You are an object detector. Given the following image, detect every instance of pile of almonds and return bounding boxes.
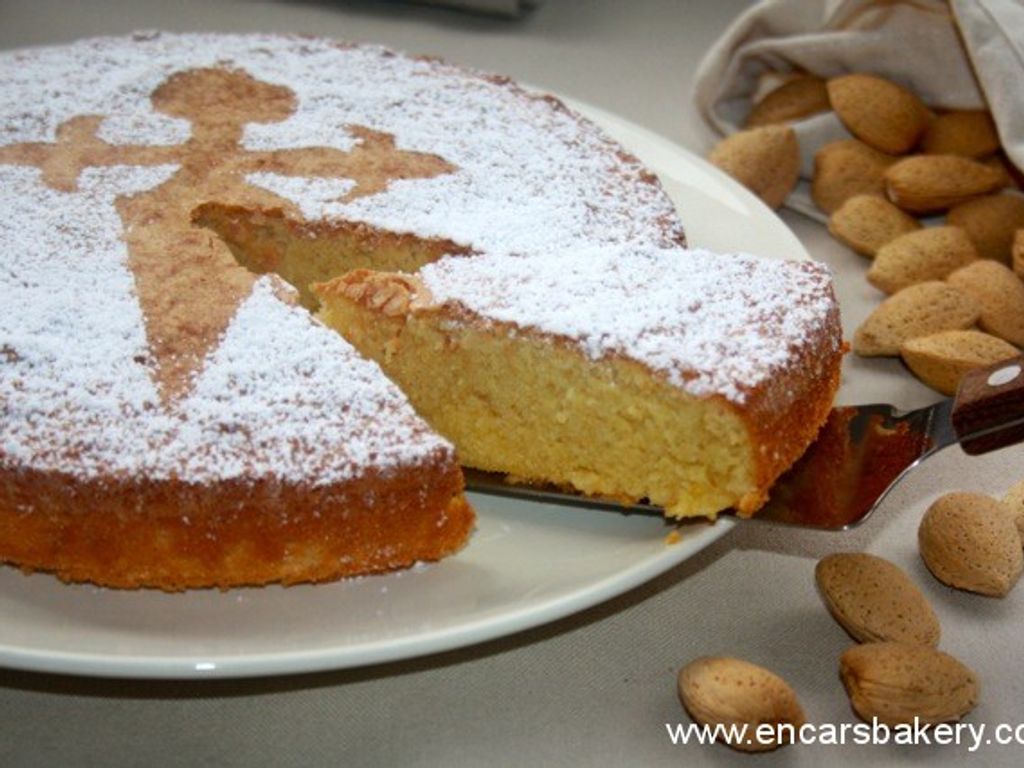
[675,479,1024,752]
[708,72,1024,395]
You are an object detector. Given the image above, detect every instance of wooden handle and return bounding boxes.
[952,355,1024,455]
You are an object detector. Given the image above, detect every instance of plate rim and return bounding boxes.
[0,516,733,679]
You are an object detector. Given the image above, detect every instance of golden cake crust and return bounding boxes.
[0,460,472,591]
[726,324,845,515]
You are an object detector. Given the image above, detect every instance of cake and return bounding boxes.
[0,32,842,590]
[316,249,841,518]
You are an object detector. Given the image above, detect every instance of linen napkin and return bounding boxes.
[693,0,1024,222]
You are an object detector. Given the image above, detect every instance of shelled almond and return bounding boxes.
[947,260,1024,346]
[815,553,940,646]
[812,139,897,214]
[744,74,829,128]
[827,74,929,155]
[921,111,1001,159]
[677,656,804,752]
[867,226,978,294]
[900,330,1018,396]
[840,643,979,726]
[919,492,1023,597]
[853,281,979,357]
[828,194,920,257]
[708,125,799,209]
[1002,479,1024,541]
[947,194,1024,263]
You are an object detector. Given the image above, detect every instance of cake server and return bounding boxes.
[465,356,1024,531]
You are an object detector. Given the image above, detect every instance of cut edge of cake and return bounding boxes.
[313,257,844,519]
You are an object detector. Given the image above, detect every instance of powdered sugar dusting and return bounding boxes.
[421,247,840,403]
[177,278,452,484]
[245,172,356,220]
[1,163,178,477]
[0,33,682,253]
[0,157,450,483]
[0,155,451,481]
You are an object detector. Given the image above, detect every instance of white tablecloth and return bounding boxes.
[3,1,1021,765]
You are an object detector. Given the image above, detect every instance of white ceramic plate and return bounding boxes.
[0,98,809,679]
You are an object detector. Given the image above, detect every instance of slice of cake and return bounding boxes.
[315,247,843,518]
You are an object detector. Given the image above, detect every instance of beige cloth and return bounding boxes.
[694,0,1024,221]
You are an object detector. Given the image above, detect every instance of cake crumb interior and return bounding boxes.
[322,291,756,518]
[193,203,464,310]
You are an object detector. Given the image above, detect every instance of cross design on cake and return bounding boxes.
[0,67,456,402]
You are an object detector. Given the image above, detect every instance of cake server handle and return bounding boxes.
[950,356,1024,455]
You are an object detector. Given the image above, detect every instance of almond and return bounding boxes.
[811,140,898,214]
[745,74,830,127]
[708,126,799,209]
[827,74,929,154]
[885,155,1006,214]
[984,155,1016,189]
[1002,479,1024,542]
[946,194,1024,263]
[947,260,1024,345]
[815,553,940,646]
[828,194,922,257]
[840,642,979,726]
[677,657,805,752]
[853,281,980,357]
[1014,229,1024,280]
[921,110,1001,158]
[919,491,1023,597]
[868,226,978,294]
[988,153,1024,190]
[900,330,1019,395]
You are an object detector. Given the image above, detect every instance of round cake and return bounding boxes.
[0,32,842,590]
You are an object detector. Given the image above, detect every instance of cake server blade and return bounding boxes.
[465,357,1024,531]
